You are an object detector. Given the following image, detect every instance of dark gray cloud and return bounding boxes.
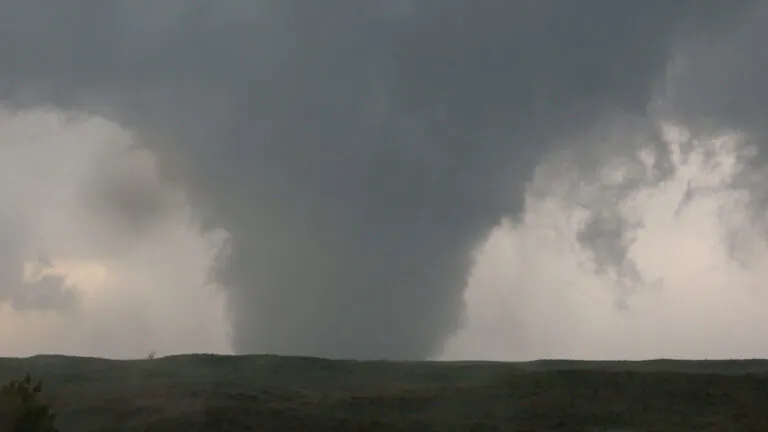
[663,1,768,135]
[76,146,181,255]
[9,274,79,312]
[0,1,759,359]
[0,228,80,312]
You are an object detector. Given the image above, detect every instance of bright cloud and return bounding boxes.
[443,122,768,361]
[0,107,231,359]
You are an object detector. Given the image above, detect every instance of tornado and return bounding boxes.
[0,1,757,359]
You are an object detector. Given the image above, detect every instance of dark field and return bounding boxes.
[2,355,768,431]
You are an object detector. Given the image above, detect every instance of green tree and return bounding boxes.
[0,374,59,432]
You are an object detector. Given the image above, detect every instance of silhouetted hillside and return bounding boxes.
[2,355,768,431]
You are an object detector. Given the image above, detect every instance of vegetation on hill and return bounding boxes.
[0,373,59,432]
[2,355,768,431]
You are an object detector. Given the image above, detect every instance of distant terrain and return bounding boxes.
[2,355,768,431]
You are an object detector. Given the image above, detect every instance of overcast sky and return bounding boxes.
[2,1,768,360]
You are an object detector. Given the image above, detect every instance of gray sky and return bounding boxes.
[1,1,768,360]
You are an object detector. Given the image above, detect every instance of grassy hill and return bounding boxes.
[2,355,768,431]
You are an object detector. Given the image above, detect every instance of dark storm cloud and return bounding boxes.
[0,1,758,359]
[664,1,768,135]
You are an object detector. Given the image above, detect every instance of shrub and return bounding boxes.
[0,374,59,432]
